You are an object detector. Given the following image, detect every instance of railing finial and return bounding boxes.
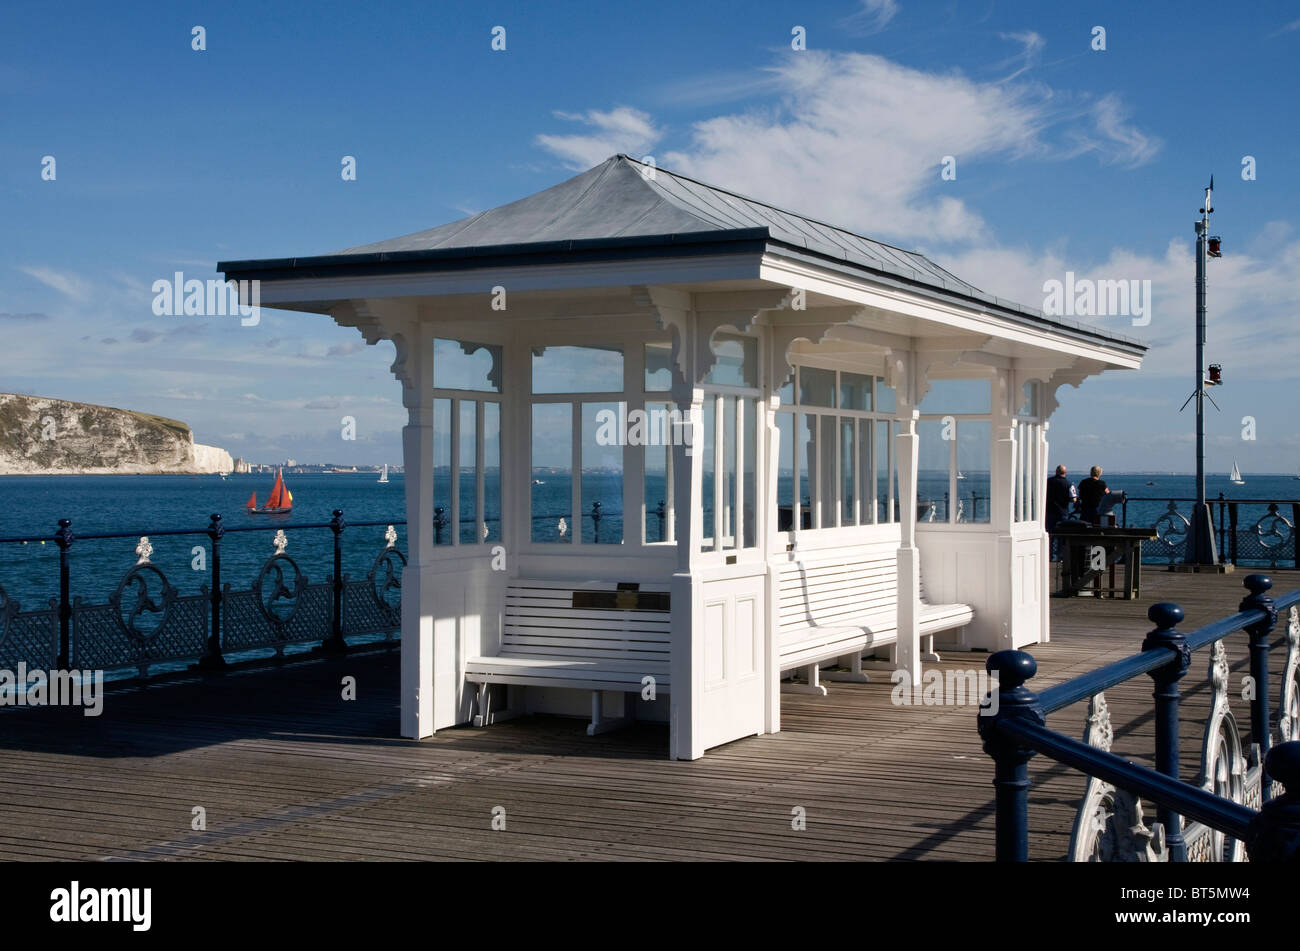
[979,650,1046,862]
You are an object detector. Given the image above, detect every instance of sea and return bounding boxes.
[1,470,1297,611]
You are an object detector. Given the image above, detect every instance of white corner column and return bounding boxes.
[669,383,705,760]
[989,371,1018,653]
[399,322,436,739]
[894,406,922,687]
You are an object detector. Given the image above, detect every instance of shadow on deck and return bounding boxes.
[1,569,1293,861]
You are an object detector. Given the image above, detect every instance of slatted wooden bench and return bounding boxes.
[465,579,671,735]
[776,552,972,695]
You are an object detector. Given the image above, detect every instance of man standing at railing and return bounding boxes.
[1046,465,1076,561]
[1046,465,1076,531]
[1079,466,1110,526]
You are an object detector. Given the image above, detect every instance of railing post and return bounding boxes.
[54,519,73,669]
[1245,741,1300,861]
[1292,504,1300,570]
[1142,602,1192,861]
[591,500,601,544]
[1229,502,1239,566]
[978,650,1046,862]
[1239,574,1277,796]
[433,506,446,546]
[324,509,347,653]
[199,513,226,669]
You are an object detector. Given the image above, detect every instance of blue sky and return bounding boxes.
[3,0,1298,472]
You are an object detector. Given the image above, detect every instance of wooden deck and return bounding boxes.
[1,569,1294,861]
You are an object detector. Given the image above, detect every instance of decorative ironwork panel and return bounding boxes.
[1232,504,1295,567]
[70,563,208,676]
[1280,607,1299,743]
[1149,502,1189,565]
[0,585,58,670]
[340,538,405,639]
[221,551,333,653]
[1068,692,1167,862]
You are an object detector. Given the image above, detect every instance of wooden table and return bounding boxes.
[1052,526,1157,599]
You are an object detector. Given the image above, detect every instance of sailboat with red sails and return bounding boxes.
[247,468,294,515]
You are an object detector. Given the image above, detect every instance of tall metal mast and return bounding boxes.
[1186,177,1218,566]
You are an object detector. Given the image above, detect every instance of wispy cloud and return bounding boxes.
[18,265,92,302]
[0,311,50,322]
[841,0,900,35]
[535,107,661,170]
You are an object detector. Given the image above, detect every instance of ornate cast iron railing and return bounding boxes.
[0,511,405,680]
[1119,495,1299,568]
[979,574,1300,861]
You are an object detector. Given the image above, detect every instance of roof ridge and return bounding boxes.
[615,153,946,264]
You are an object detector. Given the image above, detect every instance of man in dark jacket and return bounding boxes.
[1078,466,1109,525]
[1045,465,1075,532]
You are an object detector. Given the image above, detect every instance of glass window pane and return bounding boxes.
[721,396,736,547]
[644,402,672,543]
[582,402,623,544]
[918,378,991,415]
[819,414,837,527]
[704,334,756,388]
[777,372,794,406]
[798,414,816,530]
[1018,381,1040,417]
[875,378,897,414]
[700,395,716,550]
[645,342,673,392]
[433,339,501,393]
[859,419,875,524]
[458,402,478,543]
[875,420,893,523]
[433,398,452,545]
[956,420,990,524]
[840,372,873,411]
[841,418,856,524]
[799,366,836,408]
[743,398,757,548]
[532,403,573,543]
[775,413,794,532]
[483,402,501,543]
[532,345,623,394]
[917,418,950,522]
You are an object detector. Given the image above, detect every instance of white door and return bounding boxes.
[698,575,766,751]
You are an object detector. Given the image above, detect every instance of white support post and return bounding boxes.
[670,382,705,760]
[400,322,436,739]
[895,405,922,687]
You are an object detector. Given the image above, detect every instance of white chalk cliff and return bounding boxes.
[0,394,233,475]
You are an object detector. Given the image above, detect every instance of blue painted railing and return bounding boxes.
[979,574,1300,861]
[0,512,406,681]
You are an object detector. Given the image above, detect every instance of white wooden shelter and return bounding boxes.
[221,156,1144,759]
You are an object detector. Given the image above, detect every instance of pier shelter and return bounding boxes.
[221,156,1144,759]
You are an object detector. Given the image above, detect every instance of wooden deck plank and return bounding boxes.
[0,568,1293,861]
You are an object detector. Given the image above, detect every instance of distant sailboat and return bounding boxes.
[1229,461,1245,485]
[247,468,293,514]
[378,464,389,483]
[956,470,966,480]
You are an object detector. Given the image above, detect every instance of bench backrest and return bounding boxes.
[503,579,672,662]
[776,552,898,635]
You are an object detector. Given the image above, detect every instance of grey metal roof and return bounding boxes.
[218,155,1145,352]
[335,155,982,294]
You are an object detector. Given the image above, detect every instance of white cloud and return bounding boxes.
[538,52,1161,244]
[534,107,661,170]
[18,265,92,302]
[842,0,900,35]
